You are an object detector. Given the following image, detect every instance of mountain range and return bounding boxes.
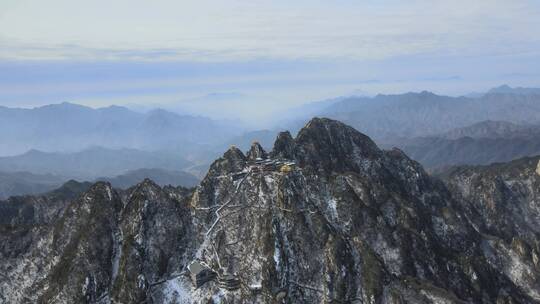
[96,168,199,189]
[318,87,540,140]
[0,171,67,200]
[0,102,239,157]
[1,118,540,303]
[0,147,193,180]
[486,84,540,96]
[0,168,200,200]
[393,120,540,171]
[2,85,540,199]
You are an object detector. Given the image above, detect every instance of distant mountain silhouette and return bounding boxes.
[0,147,192,179]
[96,168,199,189]
[487,84,540,95]
[392,120,540,170]
[0,171,66,199]
[319,88,540,140]
[0,167,199,199]
[440,120,531,139]
[0,103,239,156]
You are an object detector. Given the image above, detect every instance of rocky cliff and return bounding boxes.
[441,156,540,302]
[1,118,539,303]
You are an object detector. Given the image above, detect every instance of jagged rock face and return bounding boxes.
[1,117,540,303]
[246,142,268,160]
[0,182,121,303]
[0,180,194,304]
[189,118,536,303]
[40,182,122,303]
[270,131,295,160]
[207,146,247,177]
[442,157,540,301]
[110,181,195,303]
[0,182,86,260]
[291,117,382,174]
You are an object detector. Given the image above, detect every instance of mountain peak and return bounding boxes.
[495,84,512,90]
[294,117,382,173]
[487,84,513,94]
[83,181,117,204]
[419,90,435,96]
[487,84,540,95]
[207,145,247,176]
[23,149,45,156]
[39,102,92,111]
[224,145,246,160]
[267,117,383,175]
[270,131,295,159]
[138,177,161,188]
[127,178,165,201]
[246,141,267,160]
[296,117,375,145]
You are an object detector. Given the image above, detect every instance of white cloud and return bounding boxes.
[0,0,539,61]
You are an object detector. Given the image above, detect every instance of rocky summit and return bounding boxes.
[1,117,540,303]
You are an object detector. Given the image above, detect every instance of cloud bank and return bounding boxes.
[1,0,539,61]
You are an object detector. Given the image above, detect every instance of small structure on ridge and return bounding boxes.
[188,260,217,288]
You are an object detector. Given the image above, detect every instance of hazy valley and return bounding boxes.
[3,85,540,197]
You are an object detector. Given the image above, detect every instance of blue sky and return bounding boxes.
[1,0,539,124]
